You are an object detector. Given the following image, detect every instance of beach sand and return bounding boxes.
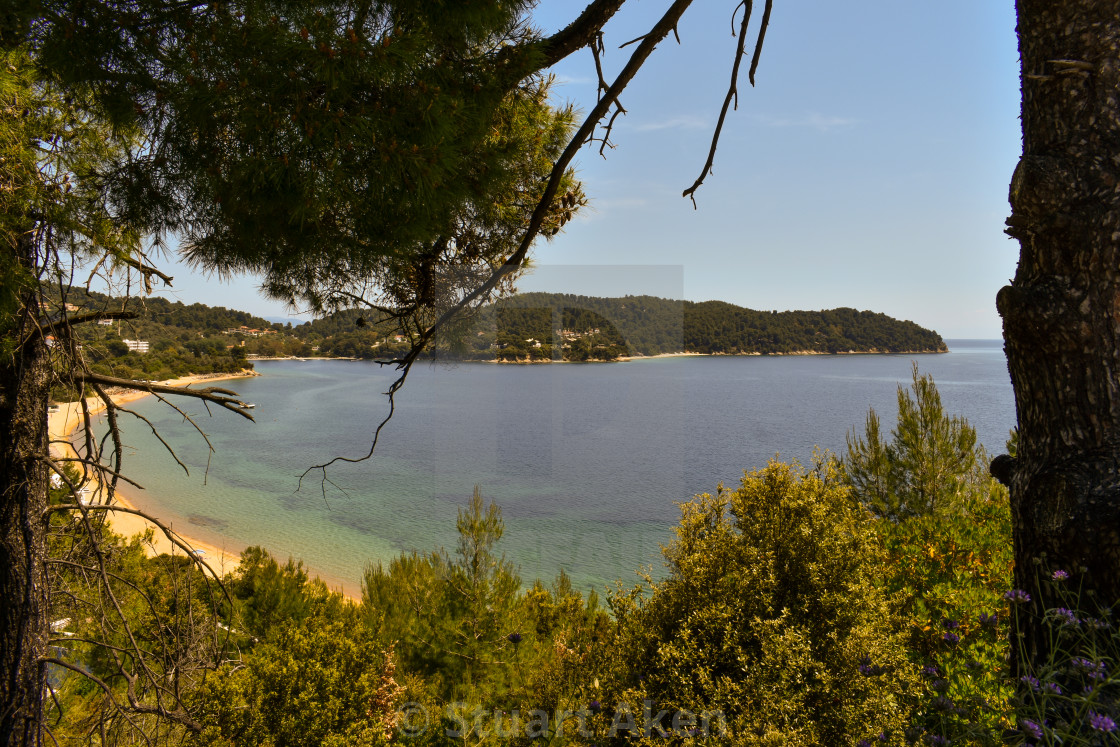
[47,371,258,577]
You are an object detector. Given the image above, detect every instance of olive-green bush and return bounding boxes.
[603,458,920,746]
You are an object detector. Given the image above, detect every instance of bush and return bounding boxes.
[603,458,920,746]
[877,488,1014,745]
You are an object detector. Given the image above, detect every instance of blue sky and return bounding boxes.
[152,0,1021,338]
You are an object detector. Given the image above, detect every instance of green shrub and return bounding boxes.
[877,489,1014,745]
[842,368,1016,743]
[603,458,920,746]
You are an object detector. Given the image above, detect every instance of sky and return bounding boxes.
[146,0,1022,339]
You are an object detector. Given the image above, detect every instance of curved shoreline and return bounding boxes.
[47,371,259,576]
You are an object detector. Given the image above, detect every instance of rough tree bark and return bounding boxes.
[0,235,50,746]
[998,0,1120,663]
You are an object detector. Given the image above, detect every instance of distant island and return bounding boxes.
[56,289,945,382]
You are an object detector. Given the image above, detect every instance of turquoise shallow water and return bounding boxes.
[113,341,1013,595]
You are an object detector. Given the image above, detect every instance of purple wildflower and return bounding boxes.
[1052,569,1069,581]
[507,632,522,644]
[1020,675,1040,691]
[931,696,955,713]
[905,726,926,743]
[1041,681,1062,695]
[1071,657,1107,680]
[588,700,601,713]
[857,655,885,676]
[978,612,999,629]
[943,619,960,630]
[1020,719,1043,741]
[921,665,941,678]
[1085,617,1113,631]
[926,736,950,747]
[1005,589,1031,604]
[943,631,960,645]
[1051,608,1079,626]
[1089,712,1117,733]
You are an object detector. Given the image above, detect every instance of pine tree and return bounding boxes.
[845,365,985,521]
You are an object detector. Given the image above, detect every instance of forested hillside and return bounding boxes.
[466,293,946,360]
[683,300,946,355]
[54,288,272,384]
[59,289,945,373]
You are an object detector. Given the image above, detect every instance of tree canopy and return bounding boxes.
[11,1,589,328]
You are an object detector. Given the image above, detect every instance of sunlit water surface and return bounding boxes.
[115,340,1013,594]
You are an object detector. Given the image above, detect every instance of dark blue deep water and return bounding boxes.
[116,340,1013,594]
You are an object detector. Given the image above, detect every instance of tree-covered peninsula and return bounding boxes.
[60,289,946,375]
[285,292,947,361]
[465,293,948,360]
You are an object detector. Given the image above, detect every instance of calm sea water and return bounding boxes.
[115,340,1014,594]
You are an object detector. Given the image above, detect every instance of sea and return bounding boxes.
[114,340,1014,596]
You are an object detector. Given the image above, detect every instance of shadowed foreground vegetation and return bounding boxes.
[44,373,1118,745]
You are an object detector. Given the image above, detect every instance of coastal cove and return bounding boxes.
[47,371,260,570]
[110,340,1013,595]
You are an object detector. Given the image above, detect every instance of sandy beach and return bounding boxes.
[47,371,258,577]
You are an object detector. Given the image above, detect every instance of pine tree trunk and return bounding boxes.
[999,0,1120,664]
[0,235,50,747]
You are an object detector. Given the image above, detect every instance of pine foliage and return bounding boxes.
[845,364,987,520]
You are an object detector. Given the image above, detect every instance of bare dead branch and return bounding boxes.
[41,453,145,491]
[299,359,406,481]
[682,0,772,207]
[30,310,138,341]
[89,381,124,495]
[748,0,773,84]
[72,372,256,420]
[599,102,628,157]
[116,254,174,289]
[299,1,698,484]
[41,658,202,734]
[43,503,232,588]
[416,0,698,353]
[619,33,647,49]
[112,404,193,476]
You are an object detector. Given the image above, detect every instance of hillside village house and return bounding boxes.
[122,339,149,353]
[224,325,277,337]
